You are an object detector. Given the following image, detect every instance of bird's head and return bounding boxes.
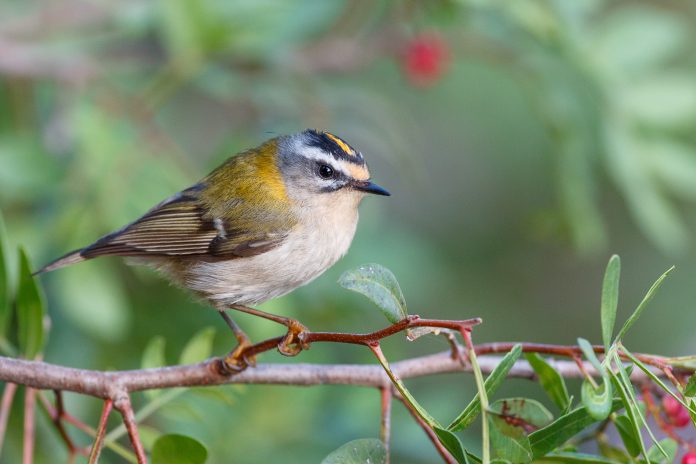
[273,130,390,208]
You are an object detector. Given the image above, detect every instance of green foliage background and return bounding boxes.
[2,1,696,462]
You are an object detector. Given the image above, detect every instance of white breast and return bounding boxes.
[180,198,360,306]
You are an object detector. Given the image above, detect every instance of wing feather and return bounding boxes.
[79,186,290,260]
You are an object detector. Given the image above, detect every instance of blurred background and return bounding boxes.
[2,0,696,462]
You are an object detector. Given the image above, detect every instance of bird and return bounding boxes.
[36,129,390,370]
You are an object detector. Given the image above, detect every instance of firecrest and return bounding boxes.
[37,130,390,369]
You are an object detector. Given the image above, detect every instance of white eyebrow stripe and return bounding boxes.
[301,147,352,177]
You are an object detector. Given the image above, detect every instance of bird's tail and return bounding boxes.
[33,249,85,275]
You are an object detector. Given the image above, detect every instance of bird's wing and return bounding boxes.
[79,186,291,260]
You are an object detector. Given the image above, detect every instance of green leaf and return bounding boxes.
[613,355,665,458]
[448,344,522,431]
[614,266,673,342]
[488,398,554,428]
[534,452,620,463]
[645,139,696,201]
[321,438,386,464]
[609,370,650,461]
[179,327,215,365]
[151,434,207,464]
[142,336,167,369]
[488,414,533,464]
[600,255,620,352]
[619,73,696,128]
[620,346,696,416]
[530,401,623,458]
[53,263,130,342]
[0,211,8,338]
[592,7,688,74]
[488,398,553,464]
[338,264,408,324]
[604,124,687,253]
[646,438,677,464]
[598,439,631,462]
[614,415,640,457]
[525,353,571,411]
[577,338,605,375]
[142,336,167,399]
[685,374,696,397]
[16,248,45,359]
[581,377,613,421]
[434,427,469,464]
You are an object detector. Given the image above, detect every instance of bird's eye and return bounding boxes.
[318,164,334,179]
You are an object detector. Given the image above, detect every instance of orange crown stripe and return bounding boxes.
[325,133,356,157]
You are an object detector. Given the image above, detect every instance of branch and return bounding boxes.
[0,347,669,398]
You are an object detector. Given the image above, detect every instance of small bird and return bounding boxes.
[37,130,389,369]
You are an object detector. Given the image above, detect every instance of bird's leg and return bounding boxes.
[229,304,310,357]
[218,310,256,371]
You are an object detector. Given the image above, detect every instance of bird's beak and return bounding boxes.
[352,180,391,196]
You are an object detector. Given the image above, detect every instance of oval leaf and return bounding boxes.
[525,353,571,411]
[647,438,677,464]
[179,327,215,365]
[142,336,166,399]
[321,438,386,464]
[614,415,640,457]
[448,345,523,431]
[434,427,470,464]
[16,248,45,359]
[151,434,207,464]
[487,398,553,463]
[142,336,167,369]
[614,265,673,342]
[488,398,554,429]
[338,264,407,324]
[529,400,624,458]
[577,338,605,375]
[600,255,620,352]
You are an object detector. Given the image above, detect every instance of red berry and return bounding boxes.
[672,406,692,427]
[682,452,696,464]
[402,33,450,88]
[663,395,683,417]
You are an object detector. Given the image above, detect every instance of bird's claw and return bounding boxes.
[221,334,256,373]
[277,320,310,357]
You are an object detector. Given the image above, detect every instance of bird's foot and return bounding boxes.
[277,319,310,357]
[221,333,256,373]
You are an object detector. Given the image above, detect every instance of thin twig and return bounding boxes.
[49,390,80,456]
[46,400,136,463]
[0,382,18,454]
[379,386,392,464]
[23,387,36,464]
[115,395,147,464]
[463,329,489,464]
[395,393,456,464]
[88,399,113,464]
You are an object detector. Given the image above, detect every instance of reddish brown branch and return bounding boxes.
[88,399,113,464]
[239,316,481,361]
[380,386,392,464]
[115,396,147,464]
[395,393,456,464]
[23,387,36,464]
[41,390,86,458]
[0,383,18,454]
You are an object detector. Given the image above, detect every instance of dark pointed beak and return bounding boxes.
[352,180,391,196]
